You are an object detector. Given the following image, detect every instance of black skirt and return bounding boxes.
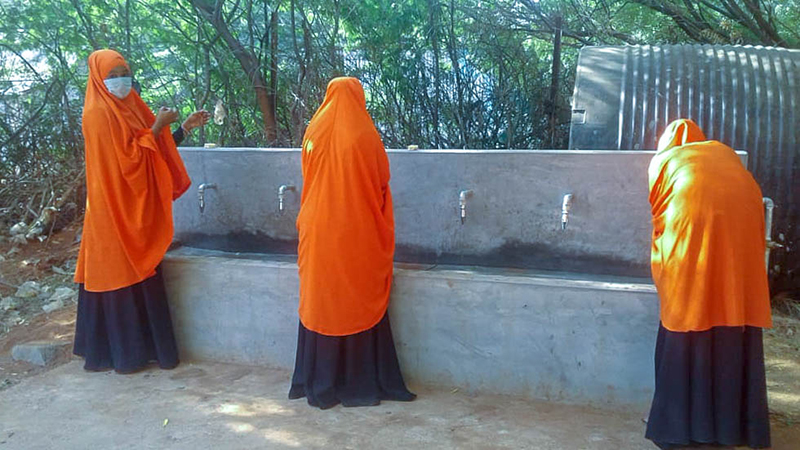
[289,312,416,409]
[73,267,179,374]
[645,323,771,449]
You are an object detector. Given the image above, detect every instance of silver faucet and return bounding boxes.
[561,194,574,230]
[763,197,784,269]
[278,184,297,213]
[197,183,217,213]
[458,190,474,225]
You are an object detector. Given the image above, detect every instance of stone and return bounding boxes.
[3,310,22,327]
[51,266,68,275]
[48,287,76,303]
[15,281,41,298]
[9,222,27,236]
[0,297,18,311]
[9,235,27,245]
[42,299,65,314]
[11,341,69,366]
[25,223,44,240]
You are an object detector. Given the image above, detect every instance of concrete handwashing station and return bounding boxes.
[162,148,714,406]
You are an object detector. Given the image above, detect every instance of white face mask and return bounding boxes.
[104,76,132,99]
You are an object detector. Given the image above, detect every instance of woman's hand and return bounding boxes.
[181,110,211,133]
[152,107,179,135]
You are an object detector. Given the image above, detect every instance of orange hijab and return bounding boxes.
[648,119,772,332]
[74,49,191,292]
[296,77,394,336]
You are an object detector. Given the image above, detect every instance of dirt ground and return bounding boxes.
[0,360,653,450]
[0,355,798,449]
[1,226,799,448]
[764,315,800,424]
[0,222,80,336]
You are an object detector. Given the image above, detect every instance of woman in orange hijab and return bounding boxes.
[72,49,192,373]
[288,77,415,409]
[645,119,772,449]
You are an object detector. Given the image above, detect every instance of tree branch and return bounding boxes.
[69,0,101,49]
[0,81,59,150]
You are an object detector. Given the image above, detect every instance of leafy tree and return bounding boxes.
[1,0,797,224]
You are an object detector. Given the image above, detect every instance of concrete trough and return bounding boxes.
[162,148,744,406]
[164,248,658,406]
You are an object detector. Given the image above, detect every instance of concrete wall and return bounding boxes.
[163,248,659,406]
[174,148,676,276]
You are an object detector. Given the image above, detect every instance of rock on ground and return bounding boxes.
[9,235,27,245]
[42,299,65,314]
[48,287,76,303]
[11,341,70,366]
[1,297,18,311]
[14,281,41,299]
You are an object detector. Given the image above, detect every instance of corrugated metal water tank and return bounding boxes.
[569,44,799,291]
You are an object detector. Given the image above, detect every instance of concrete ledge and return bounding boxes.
[163,249,659,407]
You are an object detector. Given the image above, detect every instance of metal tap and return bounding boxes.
[197,183,217,213]
[459,190,474,225]
[763,197,784,269]
[561,194,574,230]
[278,184,297,213]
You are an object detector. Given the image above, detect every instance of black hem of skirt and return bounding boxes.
[73,266,180,374]
[645,322,771,449]
[289,312,416,409]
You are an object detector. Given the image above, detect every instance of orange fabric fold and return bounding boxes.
[296,77,394,336]
[648,119,772,332]
[74,49,191,292]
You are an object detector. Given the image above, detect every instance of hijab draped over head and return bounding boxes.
[74,49,191,292]
[648,119,771,332]
[655,118,708,153]
[296,77,394,336]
